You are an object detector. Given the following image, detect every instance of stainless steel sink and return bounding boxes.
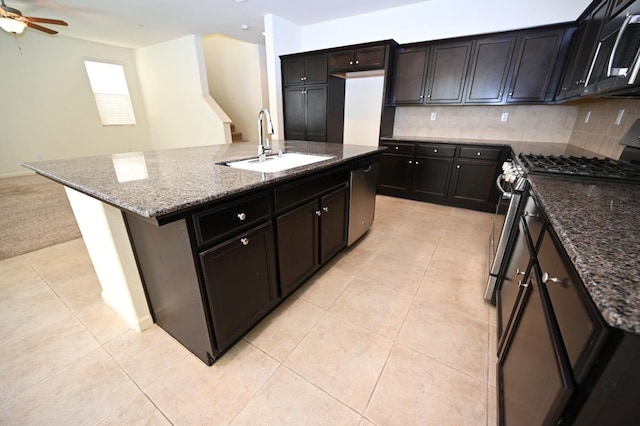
[222,152,334,173]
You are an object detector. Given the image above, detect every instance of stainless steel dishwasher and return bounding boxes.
[348,155,379,246]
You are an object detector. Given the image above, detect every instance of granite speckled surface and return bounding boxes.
[23,141,383,221]
[529,175,640,334]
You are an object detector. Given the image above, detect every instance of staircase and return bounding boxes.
[230,124,245,142]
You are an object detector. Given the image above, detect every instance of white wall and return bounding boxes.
[135,35,231,150]
[300,0,593,50]
[202,35,269,142]
[343,75,385,146]
[0,33,152,177]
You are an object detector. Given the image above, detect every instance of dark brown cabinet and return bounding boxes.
[557,0,608,100]
[328,45,387,72]
[498,265,575,426]
[282,53,327,86]
[283,86,327,142]
[427,40,472,103]
[450,147,502,205]
[199,222,278,352]
[378,141,507,212]
[276,168,349,296]
[506,28,567,103]
[392,48,430,104]
[465,35,517,104]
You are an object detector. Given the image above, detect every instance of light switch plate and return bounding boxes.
[615,109,625,125]
[501,113,509,122]
[430,112,437,121]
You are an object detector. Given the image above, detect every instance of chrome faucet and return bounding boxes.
[257,108,274,161]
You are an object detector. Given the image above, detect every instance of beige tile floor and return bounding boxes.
[0,195,499,425]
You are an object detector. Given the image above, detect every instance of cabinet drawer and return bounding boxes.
[275,167,349,212]
[459,146,501,160]
[416,143,456,157]
[382,142,415,156]
[194,191,272,246]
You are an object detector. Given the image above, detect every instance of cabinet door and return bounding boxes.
[319,186,348,264]
[277,199,320,296]
[507,29,564,103]
[537,230,607,383]
[305,86,327,142]
[282,57,306,86]
[426,41,472,103]
[200,222,278,353]
[497,218,532,354]
[304,54,328,84]
[449,159,499,205]
[465,35,517,103]
[498,270,574,426]
[355,46,387,70]
[411,156,454,199]
[378,153,413,192]
[283,87,306,140]
[392,48,429,104]
[328,50,355,73]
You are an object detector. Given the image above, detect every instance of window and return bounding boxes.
[84,60,136,126]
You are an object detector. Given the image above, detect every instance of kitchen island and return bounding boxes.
[23,140,383,364]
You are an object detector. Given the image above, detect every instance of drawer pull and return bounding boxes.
[477,152,482,156]
[395,146,399,150]
[518,280,529,288]
[240,237,249,246]
[434,149,438,153]
[322,206,329,213]
[542,272,565,285]
[237,212,247,221]
[516,268,526,276]
[315,210,322,216]
[523,211,538,218]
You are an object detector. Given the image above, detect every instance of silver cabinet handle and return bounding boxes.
[456,165,460,169]
[427,94,431,98]
[237,212,247,221]
[395,146,399,150]
[477,152,482,156]
[322,206,329,213]
[516,268,526,276]
[509,92,513,96]
[315,210,322,216]
[518,281,529,288]
[415,161,419,165]
[523,210,538,218]
[240,237,249,246]
[409,160,413,164]
[355,60,359,64]
[496,175,512,200]
[542,272,565,285]
[349,61,354,65]
[434,149,438,153]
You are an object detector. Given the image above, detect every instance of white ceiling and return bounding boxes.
[5,0,433,48]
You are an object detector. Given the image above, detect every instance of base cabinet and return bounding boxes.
[200,222,278,353]
[378,141,508,212]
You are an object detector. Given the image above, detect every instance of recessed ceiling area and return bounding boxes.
[4,0,433,48]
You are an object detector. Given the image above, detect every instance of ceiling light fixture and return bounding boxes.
[0,16,25,33]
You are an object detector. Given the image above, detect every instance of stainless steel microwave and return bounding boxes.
[585,1,640,95]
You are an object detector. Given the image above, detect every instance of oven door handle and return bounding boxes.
[496,174,512,200]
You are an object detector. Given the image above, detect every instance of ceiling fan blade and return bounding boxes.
[26,21,58,34]
[26,16,68,26]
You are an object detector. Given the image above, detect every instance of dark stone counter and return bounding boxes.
[529,175,640,334]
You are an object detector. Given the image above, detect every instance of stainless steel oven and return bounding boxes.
[485,160,527,303]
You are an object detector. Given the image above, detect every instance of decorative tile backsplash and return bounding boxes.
[393,99,640,159]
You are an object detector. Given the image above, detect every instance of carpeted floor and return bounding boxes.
[0,174,81,260]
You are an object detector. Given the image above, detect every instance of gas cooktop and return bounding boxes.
[518,153,640,183]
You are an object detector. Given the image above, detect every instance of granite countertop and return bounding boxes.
[22,140,383,222]
[380,136,602,158]
[529,175,640,335]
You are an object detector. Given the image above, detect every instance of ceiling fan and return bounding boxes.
[0,0,68,35]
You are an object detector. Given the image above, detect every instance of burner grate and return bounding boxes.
[518,154,640,182]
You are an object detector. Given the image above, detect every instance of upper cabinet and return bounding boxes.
[506,27,569,103]
[465,35,517,104]
[391,24,572,106]
[282,53,328,86]
[328,45,388,73]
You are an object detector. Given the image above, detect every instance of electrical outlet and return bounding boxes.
[430,112,437,121]
[501,112,509,122]
[615,109,625,125]
[585,111,591,123]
